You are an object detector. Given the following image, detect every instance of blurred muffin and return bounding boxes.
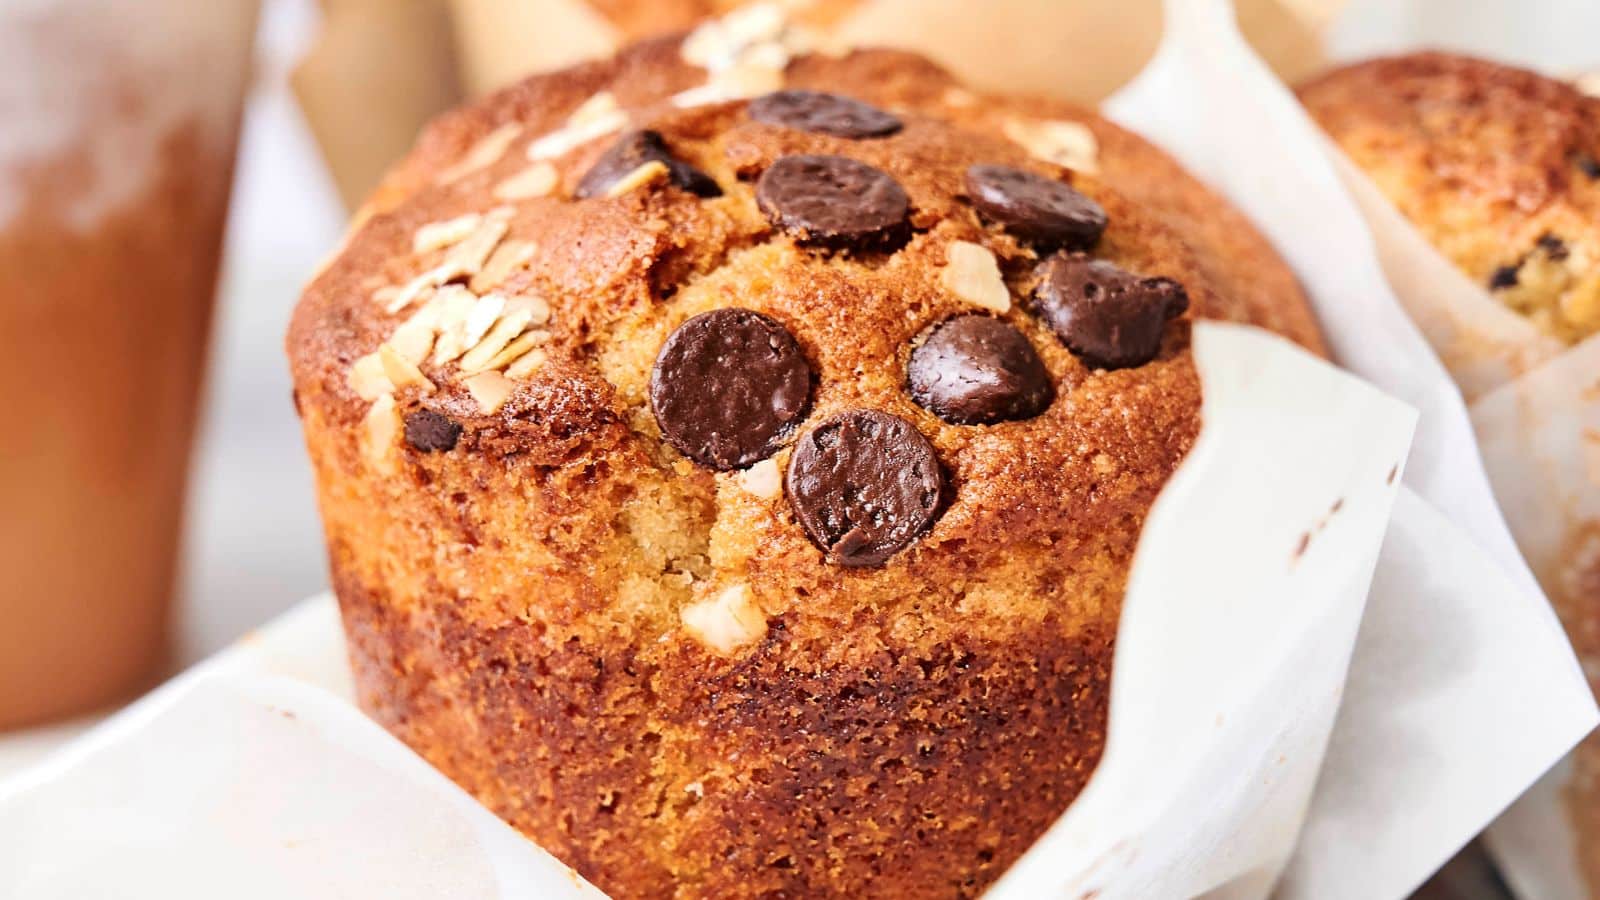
[1299,52,1600,344]
[289,24,1321,899]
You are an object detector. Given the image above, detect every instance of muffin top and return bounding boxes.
[287,27,1321,654]
[1300,51,1600,344]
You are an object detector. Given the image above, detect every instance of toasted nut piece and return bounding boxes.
[1003,117,1100,174]
[681,583,768,655]
[940,241,1011,313]
[378,343,436,393]
[362,393,400,475]
[437,123,521,184]
[464,370,516,414]
[504,346,550,380]
[460,309,534,373]
[348,352,394,401]
[480,328,551,373]
[412,214,482,254]
[472,240,538,293]
[386,316,437,365]
[493,162,559,201]
[605,160,671,198]
[528,92,627,160]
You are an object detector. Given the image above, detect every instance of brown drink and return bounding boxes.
[0,1,258,727]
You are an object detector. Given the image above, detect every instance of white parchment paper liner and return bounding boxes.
[0,2,1592,897]
[1298,22,1600,898]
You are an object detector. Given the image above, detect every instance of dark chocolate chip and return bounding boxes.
[650,307,812,470]
[1488,264,1521,290]
[964,164,1107,251]
[1577,153,1600,180]
[575,130,721,199]
[1536,232,1570,261]
[404,409,463,452]
[755,154,910,250]
[908,315,1053,425]
[1032,253,1189,370]
[748,90,903,139]
[785,409,946,567]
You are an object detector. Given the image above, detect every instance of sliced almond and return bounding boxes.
[386,316,437,365]
[681,583,768,655]
[682,4,786,70]
[459,309,534,373]
[943,87,978,108]
[605,160,670,198]
[436,123,522,184]
[378,343,436,393]
[940,241,1011,313]
[528,92,627,160]
[412,213,482,254]
[362,393,401,476]
[472,240,537,293]
[479,328,551,373]
[736,458,782,500]
[385,268,444,313]
[1003,117,1100,174]
[505,346,550,380]
[348,352,394,401]
[439,218,509,283]
[462,294,507,346]
[513,294,552,327]
[493,162,559,201]
[463,370,516,414]
[673,60,786,107]
[569,90,619,125]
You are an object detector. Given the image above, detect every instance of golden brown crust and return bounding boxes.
[289,34,1320,899]
[1299,51,1600,343]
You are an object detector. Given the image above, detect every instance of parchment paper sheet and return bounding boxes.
[0,2,1593,898]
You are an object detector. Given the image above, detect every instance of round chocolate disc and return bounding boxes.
[748,90,903,139]
[576,129,722,199]
[1032,252,1189,370]
[650,308,812,470]
[908,315,1053,425]
[404,409,462,452]
[785,409,946,567]
[755,154,910,250]
[965,164,1106,251]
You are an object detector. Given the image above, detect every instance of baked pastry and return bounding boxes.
[289,25,1323,899]
[1299,51,1600,345]
[1301,51,1600,897]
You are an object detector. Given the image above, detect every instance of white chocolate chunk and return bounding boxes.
[681,583,768,655]
[736,458,782,500]
[940,241,1011,313]
[1003,118,1100,174]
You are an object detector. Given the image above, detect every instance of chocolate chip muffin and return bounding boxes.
[288,27,1323,899]
[1299,52,1600,345]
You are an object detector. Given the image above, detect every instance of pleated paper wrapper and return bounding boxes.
[1,2,1594,898]
[1306,0,1600,894]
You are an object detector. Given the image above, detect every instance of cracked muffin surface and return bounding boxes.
[288,26,1322,900]
[1299,51,1600,344]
